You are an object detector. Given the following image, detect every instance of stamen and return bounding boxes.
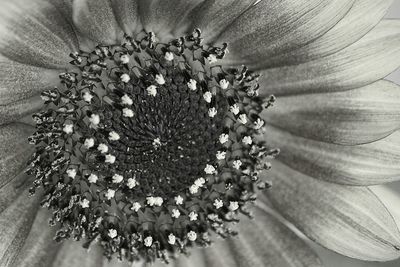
[27,30,277,264]
[147,85,157,96]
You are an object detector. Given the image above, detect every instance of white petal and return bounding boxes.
[138,0,203,39]
[0,188,41,265]
[0,124,34,192]
[73,0,122,45]
[219,0,354,67]
[264,161,400,261]
[262,80,400,145]
[191,0,258,42]
[258,20,400,96]
[0,0,78,68]
[266,126,400,186]
[258,0,394,68]
[110,0,142,35]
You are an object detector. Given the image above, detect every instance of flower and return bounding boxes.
[1,0,400,266]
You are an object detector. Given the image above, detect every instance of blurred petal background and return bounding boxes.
[318,2,400,266]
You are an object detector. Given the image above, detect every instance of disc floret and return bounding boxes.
[27,29,277,263]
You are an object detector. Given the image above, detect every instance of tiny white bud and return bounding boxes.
[164,52,174,61]
[204,164,216,174]
[171,209,181,218]
[82,92,93,103]
[238,114,247,124]
[120,73,130,83]
[120,54,130,64]
[189,211,198,221]
[112,174,123,183]
[89,114,100,126]
[175,195,184,205]
[219,79,229,90]
[84,138,95,149]
[144,236,153,247]
[168,233,176,245]
[154,197,164,206]
[66,168,77,178]
[203,92,212,103]
[105,154,116,164]
[216,151,226,160]
[127,178,137,189]
[213,199,223,209]
[80,199,90,208]
[187,231,197,241]
[233,160,242,170]
[108,229,118,239]
[208,107,217,118]
[229,201,239,211]
[207,54,217,64]
[122,108,134,118]
[155,74,165,85]
[88,173,98,183]
[242,136,252,145]
[121,94,133,105]
[194,177,206,187]
[109,131,120,141]
[187,79,197,91]
[230,104,240,115]
[146,196,156,206]
[131,202,141,212]
[105,189,115,200]
[147,85,157,96]
[63,123,73,134]
[97,143,108,153]
[254,118,265,130]
[219,134,229,144]
[189,184,199,194]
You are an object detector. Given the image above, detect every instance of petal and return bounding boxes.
[258,20,400,96]
[261,0,394,68]
[110,0,142,35]
[262,80,400,145]
[202,239,238,267]
[0,189,41,266]
[265,126,400,186]
[0,95,42,126]
[225,208,322,267]
[51,242,103,267]
[0,173,31,214]
[72,0,122,45]
[175,249,207,267]
[190,0,258,43]
[371,186,400,228]
[0,0,78,68]
[264,161,400,261]
[0,123,34,189]
[0,59,59,105]
[218,0,354,66]
[11,209,60,267]
[138,0,203,40]
[172,208,322,267]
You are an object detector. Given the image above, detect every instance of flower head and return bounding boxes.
[2,0,400,266]
[25,29,270,263]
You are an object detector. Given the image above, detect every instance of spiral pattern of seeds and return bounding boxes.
[26,30,277,263]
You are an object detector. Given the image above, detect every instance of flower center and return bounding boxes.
[26,30,277,263]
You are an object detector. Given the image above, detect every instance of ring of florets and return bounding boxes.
[26,29,277,263]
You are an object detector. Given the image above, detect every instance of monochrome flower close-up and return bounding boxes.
[1,0,400,266]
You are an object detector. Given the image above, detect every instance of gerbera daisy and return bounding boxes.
[1,0,400,266]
